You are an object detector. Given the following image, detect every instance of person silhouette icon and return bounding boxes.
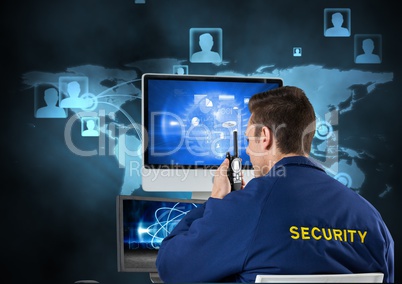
[60,81,86,108]
[355,38,381,64]
[176,67,185,74]
[190,33,221,63]
[325,12,350,37]
[82,119,99,137]
[36,87,66,118]
[293,48,302,57]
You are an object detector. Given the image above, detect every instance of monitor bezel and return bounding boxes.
[116,195,206,273]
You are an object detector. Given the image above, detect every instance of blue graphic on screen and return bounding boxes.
[146,79,280,168]
[123,199,200,250]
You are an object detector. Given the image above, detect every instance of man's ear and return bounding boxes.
[261,126,272,150]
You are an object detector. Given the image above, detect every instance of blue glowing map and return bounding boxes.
[22,59,394,198]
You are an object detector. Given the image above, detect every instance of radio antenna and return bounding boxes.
[233,130,238,157]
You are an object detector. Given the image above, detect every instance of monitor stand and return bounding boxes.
[149,272,162,283]
[191,191,210,200]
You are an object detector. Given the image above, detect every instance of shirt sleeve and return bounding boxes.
[155,195,255,283]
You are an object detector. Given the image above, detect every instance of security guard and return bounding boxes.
[156,86,394,283]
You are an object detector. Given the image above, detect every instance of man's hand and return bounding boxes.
[211,158,232,199]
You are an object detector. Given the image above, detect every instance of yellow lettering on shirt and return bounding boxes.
[358,230,367,243]
[322,228,332,240]
[348,229,356,243]
[311,227,322,240]
[333,229,343,241]
[289,226,300,239]
[301,227,310,240]
[289,226,367,244]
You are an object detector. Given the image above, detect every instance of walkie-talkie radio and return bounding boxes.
[226,130,242,191]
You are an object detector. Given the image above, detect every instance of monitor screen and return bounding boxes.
[116,195,205,273]
[141,73,283,192]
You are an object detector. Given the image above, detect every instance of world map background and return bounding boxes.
[3,0,401,283]
[21,62,394,200]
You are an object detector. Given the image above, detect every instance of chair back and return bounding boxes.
[255,272,384,283]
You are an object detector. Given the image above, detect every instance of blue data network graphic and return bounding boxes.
[125,201,200,250]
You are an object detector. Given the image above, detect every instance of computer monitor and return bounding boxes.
[116,195,205,277]
[141,73,283,194]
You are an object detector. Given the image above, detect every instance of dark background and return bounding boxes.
[2,0,400,283]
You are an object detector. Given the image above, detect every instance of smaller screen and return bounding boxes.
[123,197,204,250]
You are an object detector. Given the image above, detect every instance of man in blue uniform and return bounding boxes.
[156,86,394,283]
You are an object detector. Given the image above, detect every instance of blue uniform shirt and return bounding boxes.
[156,156,394,283]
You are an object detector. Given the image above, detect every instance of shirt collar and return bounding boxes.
[271,156,326,173]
